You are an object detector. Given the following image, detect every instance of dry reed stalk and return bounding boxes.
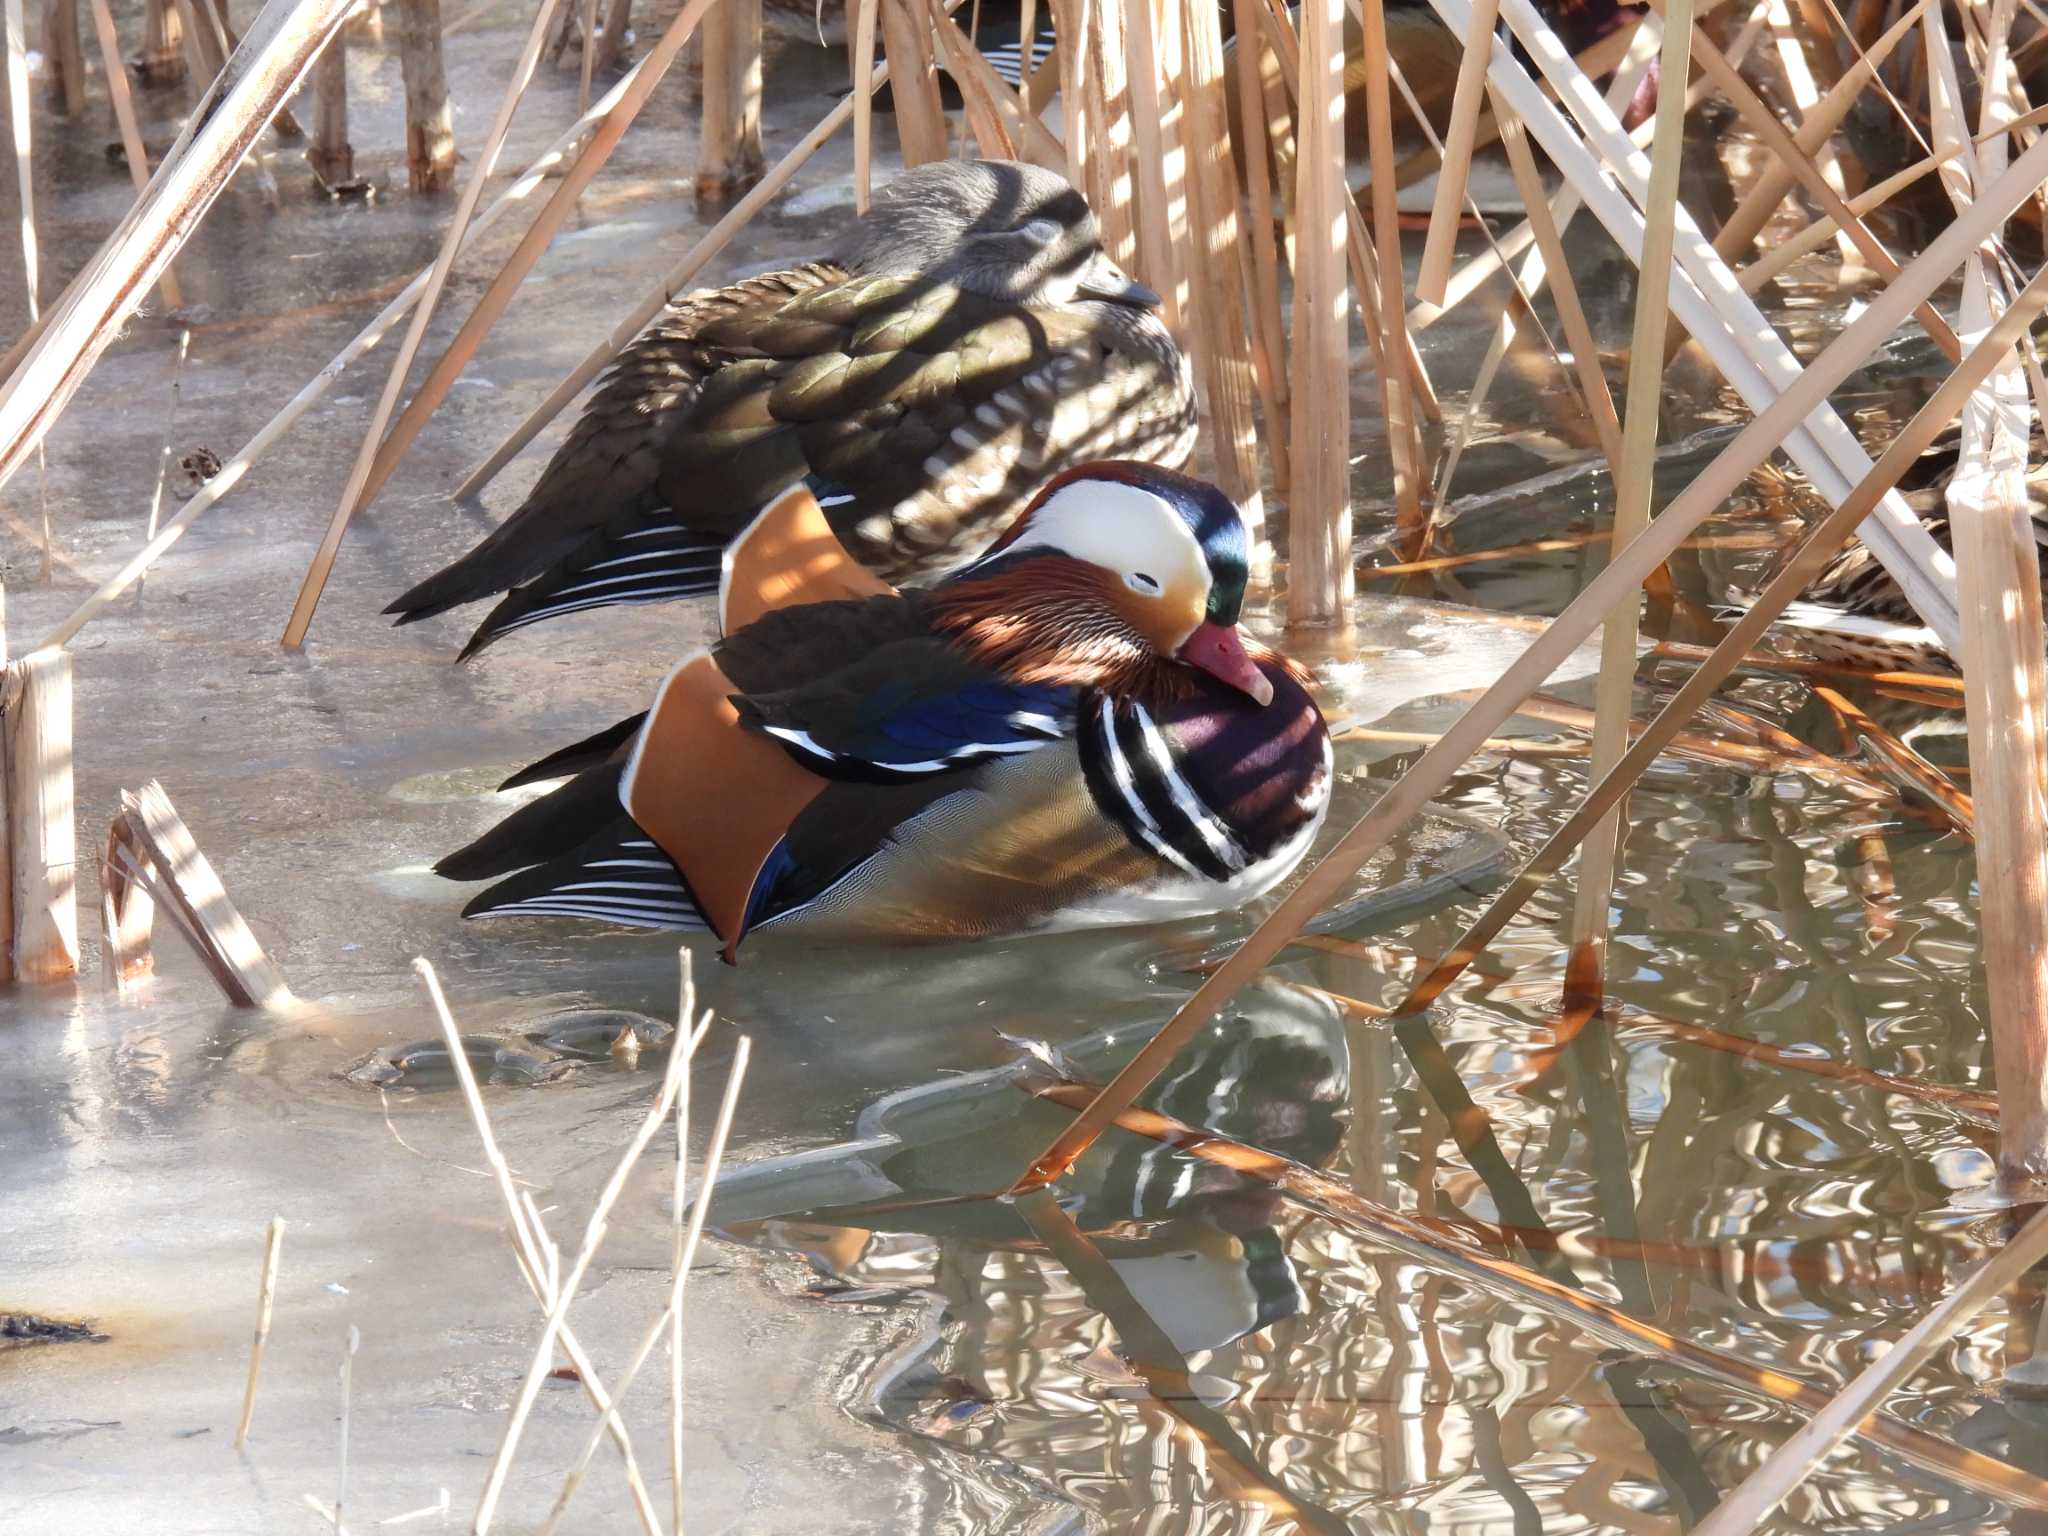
[449,31,948,504]
[1282,0,1351,627]
[412,958,664,1536]
[1737,156,1947,291]
[396,0,456,191]
[139,0,187,80]
[928,2,1062,165]
[1021,1074,2048,1512]
[1117,0,1184,333]
[1404,19,1663,334]
[1414,0,1502,305]
[3,650,73,979]
[595,0,630,69]
[1358,0,1428,555]
[35,67,644,655]
[98,813,152,986]
[471,1003,696,1534]
[336,1324,359,1534]
[87,0,183,309]
[879,0,946,162]
[1227,0,1291,500]
[1362,527,1780,576]
[279,0,568,651]
[576,0,598,109]
[232,1217,286,1450]
[1645,636,1966,692]
[1816,685,1975,834]
[1430,53,1660,499]
[1561,0,1693,1004]
[1614,1010,1999,1115]
[307,34,354,189]
[3,0,37,320]
[1694,1204,2048,1534]
[280,0,721,646]
[851,0,878,210]
[668,1033,748,1536]
[533,1027,746,1536]
[42,0,84,112]
[1053,0,1137,268]
[1491,98,1622,467]
[1178,0,1264,532]
[1503,689,1897,794]
[0,0,356,498]
[1008,149,2048,1191]
[1653,0,1960,360]
[1390,264,2048,1017]
[1468,0,1966,655]
[1710,0,1929,263]
[696,0,763,198]
[1761,0,1859,260]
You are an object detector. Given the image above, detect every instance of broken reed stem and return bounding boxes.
[281,0,723,647]
[471,994,697,1535]
[1227,0,1291,502]
[1414,0,1500,305]
[1008,146,2048,1193]
[145,329,193,548]
[86,0,183,309]
[577,0,597,110]
[32,33,655,643]
[1021,1075,2048,1512]
[232,1217,286,1450]
[535,1028,746,1536]
[0,0,357,499]
[1562,0,1694,1000]
[695,0,763,198]
[878,0,946,162]
[1392,261,2048,1017]
[279,0,570,650]
[412,959,664,1536]
[1694,1204,2048,1534]
[336,1324,360,1533]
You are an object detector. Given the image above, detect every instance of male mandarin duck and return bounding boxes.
[386,159,1195,660]
[436,463,1333,960]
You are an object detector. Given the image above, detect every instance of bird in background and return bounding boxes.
[386,160,1194,661]
[436,462,1333,963]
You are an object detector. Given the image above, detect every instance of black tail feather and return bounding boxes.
[437,763,629,882]
[455,509,726,660]
[460,821,706,931]
[498,714,649,791]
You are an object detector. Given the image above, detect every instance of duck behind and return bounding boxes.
[386,160,1195,661]
[437,464,1332,960]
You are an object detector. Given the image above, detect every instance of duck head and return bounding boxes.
[929,463,1273,706]
[834,159,1159,309]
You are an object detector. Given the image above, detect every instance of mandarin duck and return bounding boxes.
[1729,422,2048,672]
[436,463,1333,959]
[386,160,1195,660]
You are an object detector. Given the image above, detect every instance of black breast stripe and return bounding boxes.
[1079,695,1236,882]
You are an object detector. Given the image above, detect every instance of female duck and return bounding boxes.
[437,464,1332,960]
[386,160,1194,661]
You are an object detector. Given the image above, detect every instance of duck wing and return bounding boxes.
[437,282,1192,657]
[730,639,1079,780]
[385,262,848,629]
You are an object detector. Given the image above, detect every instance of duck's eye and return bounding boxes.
[1017,217,1062,246]
[1125,571,1162,596]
